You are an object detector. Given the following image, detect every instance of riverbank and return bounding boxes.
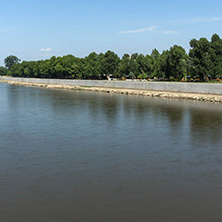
[1,78,222,103]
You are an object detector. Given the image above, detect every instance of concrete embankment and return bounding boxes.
[1,76,222,103]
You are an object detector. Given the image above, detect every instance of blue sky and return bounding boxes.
[1,0,222,66]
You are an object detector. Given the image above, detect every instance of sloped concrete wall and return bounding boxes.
[1,76,222,95]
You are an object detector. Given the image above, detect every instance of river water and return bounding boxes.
[0,82,222,222]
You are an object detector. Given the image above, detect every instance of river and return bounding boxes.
[0,82,222,222]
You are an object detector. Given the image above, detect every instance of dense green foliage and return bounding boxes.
[189,34,222,81]
[0,66,8,76]
[4,55,20,70]
[3,34,222,81]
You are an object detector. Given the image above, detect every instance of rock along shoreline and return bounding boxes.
[1,79,222,103]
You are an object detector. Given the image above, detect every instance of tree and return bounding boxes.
[117,54,131,77]
[100,50,120,76]
[129,53,138,75]
[10,63,23,77]
[189,38,212,81]
[168,45,187,79]
[210,34,222,79]
[155,50,171,79]
[4,55,20,69]
[84,52,101,79]
[0,66,8,76]
[154,46,187,80]
[136,54,153,78]
[151,48,160,77]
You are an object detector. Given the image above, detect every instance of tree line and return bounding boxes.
[1,34,222,82]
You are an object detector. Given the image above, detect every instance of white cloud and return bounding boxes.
[40,48,53,52]
[118,16,222,36]
[212,17,222,21]
[161,30,179,35]
[166,17,222,24]
[119,25,179,35]
[187,17,222,23]
[119,26,156,34]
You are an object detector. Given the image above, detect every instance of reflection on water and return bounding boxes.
[0,83,222,222]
